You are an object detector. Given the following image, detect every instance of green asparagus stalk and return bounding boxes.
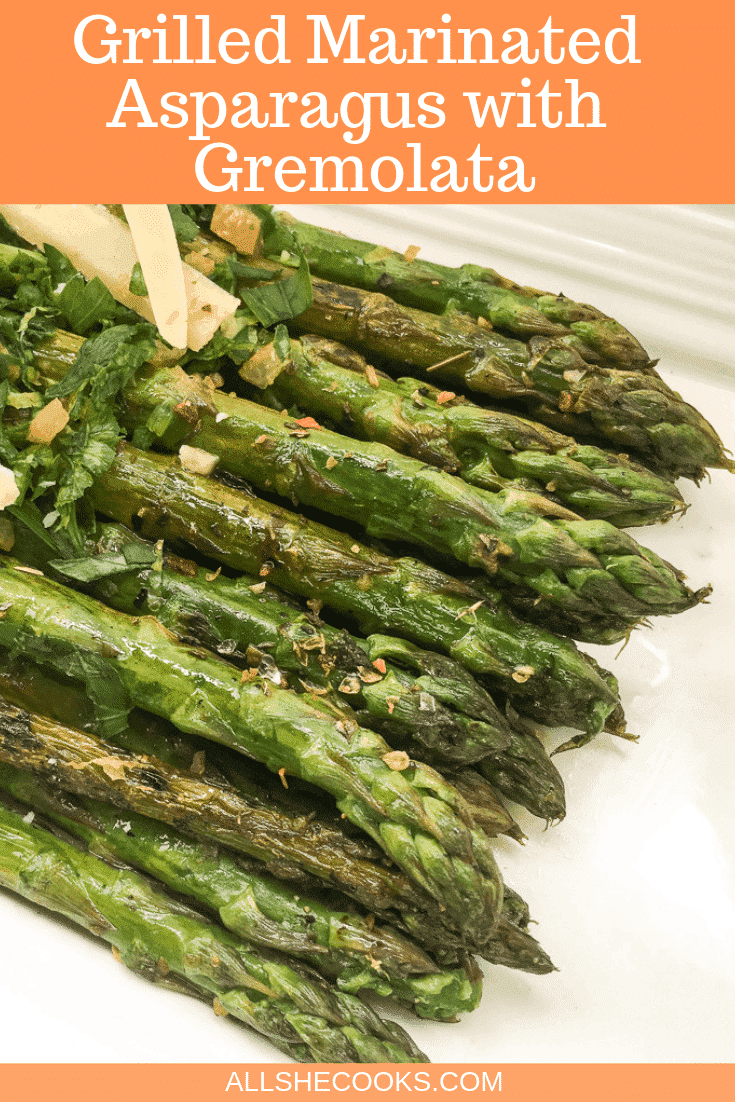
[358,638,565,821]
[0,648,447,921]
[253,334,683,528]
[83,522,518,774]
[179,223,729,481]
[94,524,563,821]
[0,557,505,945]
[0,798,428,1062]
[0,648,372,835]
[0,748,482,1021]
[82,441,619,734]
[285,278,732,482]
[7,497,565,822]
[9,505,531,833]
[443,768,525,839]
[45,519,561,824]
[0,657,552,973]
[476,709,567,823]
[250,208,649,368]
[31,332,706,644]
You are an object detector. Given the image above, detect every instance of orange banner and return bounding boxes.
[1,1063,734,1102]
[3,1,734,201]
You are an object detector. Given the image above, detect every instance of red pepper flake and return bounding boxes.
[254,434,269,445]
[293,416,321,430]
[372,658,387,674]
[436,391,456,405]
[278,768,289,788]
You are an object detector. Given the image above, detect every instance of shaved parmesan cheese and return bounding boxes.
[0,465,20,510]
[27,398,69,444]
[179,445,220,477]
[123,205,188,349]
[0,205,239,352]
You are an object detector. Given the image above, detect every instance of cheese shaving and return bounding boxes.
[123,204,189,349]
[0,205,239,352]
[0,465,20,510]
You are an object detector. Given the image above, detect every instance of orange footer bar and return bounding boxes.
[0,1064,733,1102]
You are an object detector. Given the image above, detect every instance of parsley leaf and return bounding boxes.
[240,248,312,327]
[59,274,118,335]
[168,204,201,245]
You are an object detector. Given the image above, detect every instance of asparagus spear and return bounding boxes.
[179,222,726,481]
[15,322,619,718]
[70,521,518,773]
[0,799,428,1062]
[443,768,525,839]
[0,557,505,944]
[0,657,553,973]
[38,518,560,824]
[0,749,482,1021]
[249,208,649,368]
[6,497,566,822]
[0,648,445,921]
[285,278,732,482]
[31,332,706,643]
[252,334,683,528]
[82,441,619,734]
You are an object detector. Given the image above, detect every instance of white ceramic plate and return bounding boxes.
[1,205,733,1063]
